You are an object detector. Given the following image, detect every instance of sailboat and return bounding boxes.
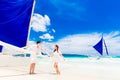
[93,34,109,56]
[0,0,35,54]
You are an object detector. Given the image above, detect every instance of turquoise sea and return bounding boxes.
[13,53,120,59]
[13,53,120,65]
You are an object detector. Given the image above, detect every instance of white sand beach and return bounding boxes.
[0,55,120,80]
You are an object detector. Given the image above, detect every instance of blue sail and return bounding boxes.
[0,45,3,53]
[93,38,103,55]
[0,0,34,47]
[93,36,109,56]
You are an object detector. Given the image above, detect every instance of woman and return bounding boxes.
[51,44,64,75]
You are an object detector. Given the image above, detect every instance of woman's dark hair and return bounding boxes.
[36,41,41,44]
[54,44,59,53]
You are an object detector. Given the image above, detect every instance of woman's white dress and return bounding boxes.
[52,51,62,63]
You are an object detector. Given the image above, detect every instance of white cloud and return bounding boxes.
[30,13,55,41]
[54,32,120,56]
[39,33,54,41]
[26,41,35,47]
[30,13,50,32]
[28,31,120,56]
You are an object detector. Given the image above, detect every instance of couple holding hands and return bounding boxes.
[28,41,65,75]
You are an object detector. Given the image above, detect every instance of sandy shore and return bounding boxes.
[0,55,120,80]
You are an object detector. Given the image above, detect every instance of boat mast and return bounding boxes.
[103,38,109,56]
[26,0,36,46]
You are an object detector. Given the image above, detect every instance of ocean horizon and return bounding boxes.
[13,53,120,59]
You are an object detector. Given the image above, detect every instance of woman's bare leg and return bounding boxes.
[54,62,60,75]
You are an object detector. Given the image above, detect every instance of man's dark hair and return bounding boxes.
[36,41,41,44]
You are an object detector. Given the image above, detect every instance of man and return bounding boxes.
[29,41,42,74]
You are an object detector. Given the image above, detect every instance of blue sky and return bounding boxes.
[29,0,120,55]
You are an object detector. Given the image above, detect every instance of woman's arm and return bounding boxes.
[48,53,54,57]
[59,51,65,60]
